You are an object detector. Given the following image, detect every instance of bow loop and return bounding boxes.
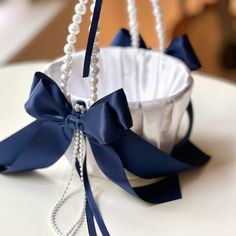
[92,88,133,130]
[25,72,72,121]
[81,95,132,145]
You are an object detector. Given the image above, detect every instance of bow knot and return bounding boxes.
[65,112,83,131]
[65,101,87,131]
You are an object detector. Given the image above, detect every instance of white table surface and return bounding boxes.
[0,62,236,236]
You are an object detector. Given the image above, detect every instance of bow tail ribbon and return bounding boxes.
[0,120,72,173]
[81,129,209,236]
[89,130,209,202]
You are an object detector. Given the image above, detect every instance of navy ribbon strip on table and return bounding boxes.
[0,0,210,235]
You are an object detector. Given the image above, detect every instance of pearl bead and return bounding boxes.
[91,94,98,101]
[60,82,66,89]
[60,64,71,74]
[94,36,99,44]
[79,105,86,113]
[63,54,73,64]
[72,13,82,24]
[89,77,98,85]
[90,66,99,76]
[73,149,77,154]
[61,88,67,95]
[87,100,92,108]
[65,92,70,98]
[90,86,97,93]
[92,46,100,54]
[91,55,99,64]
[74,104,81,112]
[67,34,77,44]
[75,3,87,15]
[153,7,159,15]
[155,24,162,32]
[90,3,95,13]
[129,19,136,27]
[127,5,134,12]
[64,43,74,54]
[60,74,69,82]
[68,23,80,35]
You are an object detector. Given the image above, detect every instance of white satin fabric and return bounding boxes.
[45,47,193,178]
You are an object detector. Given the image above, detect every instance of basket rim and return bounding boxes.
[45,47,193,105]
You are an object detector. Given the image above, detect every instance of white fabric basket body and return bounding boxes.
[45,47,193,178]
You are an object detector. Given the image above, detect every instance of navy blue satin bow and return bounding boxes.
[111,28,201,71]
[0,72,133,173]
[0,72,209,235]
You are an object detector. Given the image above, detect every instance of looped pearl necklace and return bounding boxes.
[50,129,86,236]
[50,0,100,235]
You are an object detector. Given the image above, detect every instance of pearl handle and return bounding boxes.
[127,0,140,48]
[51,1,100,235]
[60,0,100,105]
[127,0,165,52]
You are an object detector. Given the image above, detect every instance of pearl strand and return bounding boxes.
[52,0,101,233]
[89,0,100,104]
[127,0,140,48]
[50,128,86,236]
[60,0,89,96]
[150,0,165,52]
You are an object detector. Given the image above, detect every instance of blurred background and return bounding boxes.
[0,0,236,82]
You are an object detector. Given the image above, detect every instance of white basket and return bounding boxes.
[45,46,193,178]
[45,1,197,235]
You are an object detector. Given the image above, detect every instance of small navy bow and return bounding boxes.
[111,28,201,71]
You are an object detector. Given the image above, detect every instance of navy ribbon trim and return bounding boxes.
[83,0,103,78]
